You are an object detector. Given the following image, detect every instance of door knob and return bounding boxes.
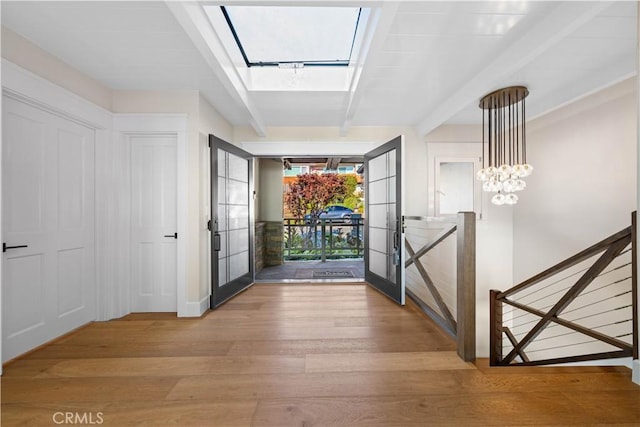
[164,233,178,239]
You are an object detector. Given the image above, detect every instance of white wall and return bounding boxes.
[514,78,637,282]
[424,126,514,358]
[1,27,112,110]
[425,79,637,359]
[198,95,234,305]
[112,91,203,307]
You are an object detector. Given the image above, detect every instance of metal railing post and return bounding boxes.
[321,220,327,262]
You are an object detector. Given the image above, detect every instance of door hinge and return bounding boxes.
[207,220,212,231]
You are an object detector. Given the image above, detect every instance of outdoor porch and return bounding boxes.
[255,259,365,281]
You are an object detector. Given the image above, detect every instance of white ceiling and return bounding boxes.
[2,1,637,136]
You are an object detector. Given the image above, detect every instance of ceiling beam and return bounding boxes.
[416,1,615,137]
[166,1,267,136]
[339,2,399,136]
[326,157,341,170]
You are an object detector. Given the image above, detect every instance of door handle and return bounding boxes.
[164,233,178,239]
[213,233,221,252]
[3,243,28,253]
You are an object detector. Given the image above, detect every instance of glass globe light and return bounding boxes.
[514,179,526,191]
[502,179,516,193]
[505,193,519,205]
[476,169,488,181]
[498,164,512,178]
[521,164,534,177]
[486,166,498,177]
[491,193,506,205]
[512,164,525,177]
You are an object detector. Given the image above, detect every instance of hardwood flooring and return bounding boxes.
[2,283,639,426]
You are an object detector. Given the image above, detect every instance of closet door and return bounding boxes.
[2,97,95,361]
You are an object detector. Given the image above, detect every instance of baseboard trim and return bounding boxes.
[633,359,640,385]
[180,295,210,317]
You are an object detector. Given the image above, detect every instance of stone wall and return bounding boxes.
[255,222,266,274]
[264,221,284,266]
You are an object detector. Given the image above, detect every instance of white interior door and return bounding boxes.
[210,135,254,307]
[2,97,96,362]
[364,136,405,304]
[130,135,177,312]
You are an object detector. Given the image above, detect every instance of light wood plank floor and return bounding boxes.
[2,283,639,426]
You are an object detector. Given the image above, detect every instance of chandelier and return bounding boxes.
[477,86,532,205]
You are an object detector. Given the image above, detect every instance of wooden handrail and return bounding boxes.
[490,211,637,367]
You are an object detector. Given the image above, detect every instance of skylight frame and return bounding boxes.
[220,5,362,68]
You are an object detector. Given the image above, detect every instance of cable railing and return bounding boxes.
[283,217,364,261]
[490,212,638,366]
[404,212,476,362]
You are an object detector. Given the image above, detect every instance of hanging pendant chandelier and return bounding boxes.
[477,86,532,206]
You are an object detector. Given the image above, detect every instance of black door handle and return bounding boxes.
[213,233,221,252]
[3,243,28,253]
[164,233,178,239]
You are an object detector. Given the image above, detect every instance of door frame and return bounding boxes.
[210,135,255,307]
[114,115,188,317]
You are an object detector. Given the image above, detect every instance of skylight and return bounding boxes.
[221,6,361,67]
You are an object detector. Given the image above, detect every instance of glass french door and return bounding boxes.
[210,135,254,308]
[364,136,405,304]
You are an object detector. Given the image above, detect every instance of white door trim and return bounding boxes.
[113,114,188,317]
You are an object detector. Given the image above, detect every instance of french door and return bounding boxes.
[364,136,405,304]
[210,135,254,307]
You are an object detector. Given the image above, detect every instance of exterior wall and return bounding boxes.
[258,158,284,222]
[255,222,266,273]
[1,26,112,110]
[264,222,284,267]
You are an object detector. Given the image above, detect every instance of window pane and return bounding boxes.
[222,6,361,66]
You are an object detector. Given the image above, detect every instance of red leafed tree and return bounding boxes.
[285,173,347,221]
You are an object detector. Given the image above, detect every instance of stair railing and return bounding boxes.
[490,212,638,366]
[404,212,476,361]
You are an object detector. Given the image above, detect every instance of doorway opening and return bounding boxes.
[255,155,365,282]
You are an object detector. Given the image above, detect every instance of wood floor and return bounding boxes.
[2,283,639,426]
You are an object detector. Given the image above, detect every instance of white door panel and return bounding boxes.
[2,97,96,362]
[130,135,177,312]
